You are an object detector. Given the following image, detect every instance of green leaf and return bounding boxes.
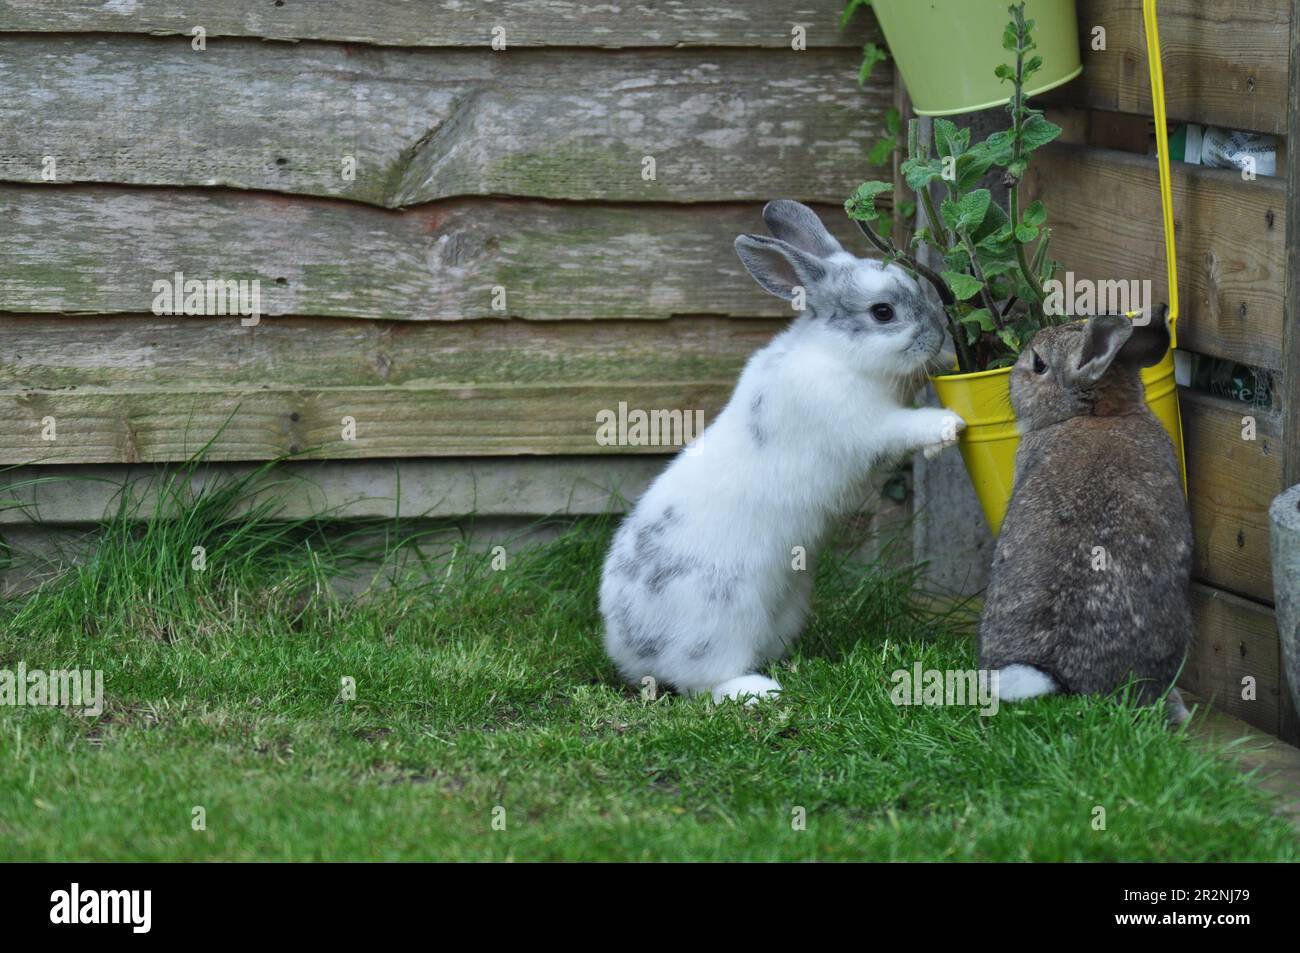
[1022,199,1047,227]
[1015,223,1039,243]
[839,0,874,30]
[971,199,1010,242]
[967,307,996,331]
[858,42,889,86]
[844,181,893,222]
[978,256,1020,279]
[933,119,970,160]
[994,63,1015,82]
[868,137,896,167]
[941,271,985,302]
[884,106,902,137]
[944,189,992,234]
[1019,114,1063,153]
[902,156,946,192]
[943,247,972,273]
[960,307,996,344]
[997,327,1022,353]
[984,129,1015,166]
[1024,54,1044,76]
[956,144,995,191]
[933,119,958,158]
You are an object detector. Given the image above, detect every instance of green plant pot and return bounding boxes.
[872,0,1082,116]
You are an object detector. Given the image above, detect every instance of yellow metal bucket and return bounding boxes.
[933,349,1184,535]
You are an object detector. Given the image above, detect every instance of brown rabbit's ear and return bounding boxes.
[1072,313,1133,385]
[1116,304,1172,369]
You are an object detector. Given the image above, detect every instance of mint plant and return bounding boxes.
[845,3,1065,373]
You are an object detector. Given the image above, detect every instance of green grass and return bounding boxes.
[0,464,1295,861]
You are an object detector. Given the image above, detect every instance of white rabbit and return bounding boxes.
[600,200,964,703]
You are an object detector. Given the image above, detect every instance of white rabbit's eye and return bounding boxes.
[870,304,895,323]
[1032,351,1047,375]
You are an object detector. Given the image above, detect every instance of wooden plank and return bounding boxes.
[0,456,665,524]
[1184,585,1281,736]
[1028,143,1286,370]
[1050,0,1288,135]
[1181,389,1281,604]
[0,315,777,390]
[0,38,887,206]
[0,381,734,464]
[1187,697,1300,833]
[0,189,868,321]
[0,1,877,49]
[1279,0,1300,745]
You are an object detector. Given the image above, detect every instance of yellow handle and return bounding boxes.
[1142,0,1178,346]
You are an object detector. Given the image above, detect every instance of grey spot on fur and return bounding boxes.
[705,570,739,605]
[749,393,767,447]
[827,309,865,336]
[635,638,663,659]
[688,640,712,660]
[646,557,691,595]
[612,599,665,660]
[624,507,694,595]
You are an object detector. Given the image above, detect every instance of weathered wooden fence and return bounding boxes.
[0,3,884,515]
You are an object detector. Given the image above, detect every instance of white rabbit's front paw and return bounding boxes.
[922,410,966,459]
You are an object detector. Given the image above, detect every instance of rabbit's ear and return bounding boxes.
[1072,313,1134,385]
[1117,304,1171,369]
[762,200,844,259]
[734,234,826,300]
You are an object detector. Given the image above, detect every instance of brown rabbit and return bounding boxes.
[979,310,1193,724]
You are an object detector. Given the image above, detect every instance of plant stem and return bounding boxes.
[958,228,1005,330]
[1008,3,1044,309]
[919,187,951,254]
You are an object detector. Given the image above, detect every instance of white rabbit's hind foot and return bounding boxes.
[711,674,782,706]
[993,664,1058,701]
